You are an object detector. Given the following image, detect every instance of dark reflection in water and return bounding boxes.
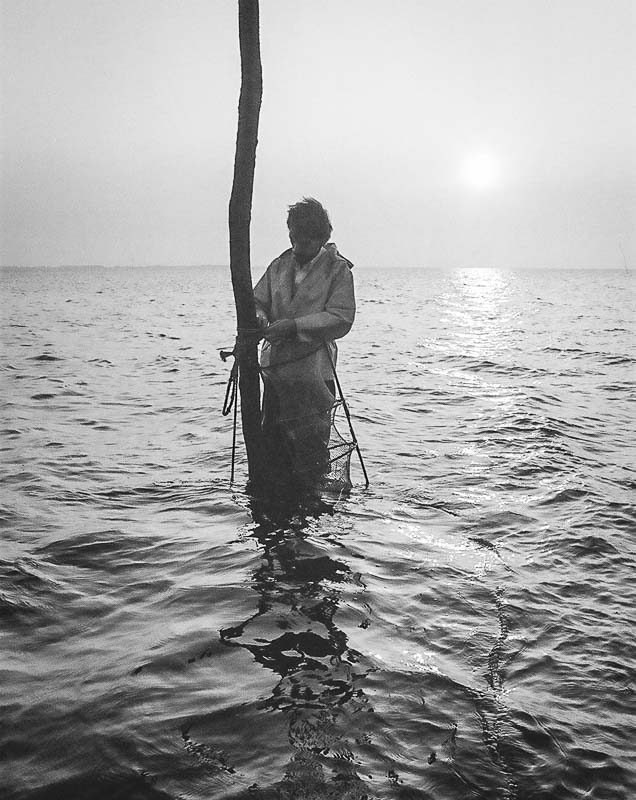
[217,503,374,798]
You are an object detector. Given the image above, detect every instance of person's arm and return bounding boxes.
[262,318,296,341]
[295,264,355,341]
[253,263,273,327]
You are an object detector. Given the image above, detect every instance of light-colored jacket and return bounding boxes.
[254,243,356,382]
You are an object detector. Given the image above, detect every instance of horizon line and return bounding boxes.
[0,263,631,271]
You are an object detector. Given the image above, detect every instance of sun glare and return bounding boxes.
[460,152,501,191]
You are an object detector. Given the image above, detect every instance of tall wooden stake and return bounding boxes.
[228,0,266,489]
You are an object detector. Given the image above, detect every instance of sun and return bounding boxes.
[459,152,501,191]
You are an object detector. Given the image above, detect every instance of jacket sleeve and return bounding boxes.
[253,262,274,323]
[295,262,355,341]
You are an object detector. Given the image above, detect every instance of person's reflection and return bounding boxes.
[220,508,373,794]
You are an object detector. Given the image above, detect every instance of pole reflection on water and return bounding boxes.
[218,501,375,797]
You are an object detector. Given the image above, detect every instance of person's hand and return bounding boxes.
[263,319,297,342]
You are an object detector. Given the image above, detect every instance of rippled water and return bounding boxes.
[1,265,634,800]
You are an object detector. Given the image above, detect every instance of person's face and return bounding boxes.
[289,227,323,266]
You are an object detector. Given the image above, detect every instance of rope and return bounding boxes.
[220,354,239,484]
[218,326,265,485]
[220,327,262,416]
[222,360,238,416]
[220,330,260,485]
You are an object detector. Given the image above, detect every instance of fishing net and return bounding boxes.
[261,342,357,498]
[274,394,356,496]
[324,399,356,493]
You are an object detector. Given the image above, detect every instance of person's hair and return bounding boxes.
[287,197,332,244]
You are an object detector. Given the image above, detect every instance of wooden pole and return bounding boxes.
[228,0,266,489]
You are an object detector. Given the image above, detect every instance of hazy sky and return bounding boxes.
[2,0,635,269]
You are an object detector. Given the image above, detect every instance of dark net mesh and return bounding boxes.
[324,399,355,494]
[260,343,357,502]
[273,393,355,498]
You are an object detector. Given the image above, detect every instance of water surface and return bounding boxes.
[1,266,634,799]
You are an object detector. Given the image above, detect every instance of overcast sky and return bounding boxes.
[1,0,634,269]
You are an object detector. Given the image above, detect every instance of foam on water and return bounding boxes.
[1,265,634,799]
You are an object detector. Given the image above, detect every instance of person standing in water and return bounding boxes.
[254,197,356,498]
